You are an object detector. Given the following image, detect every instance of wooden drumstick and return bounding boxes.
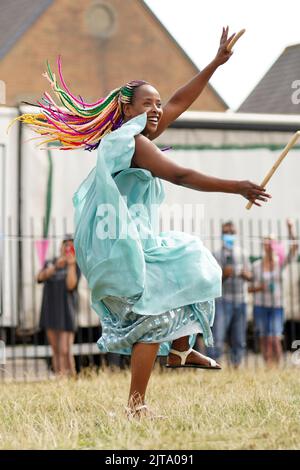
[246,131,300,210]
[227,29,246,51]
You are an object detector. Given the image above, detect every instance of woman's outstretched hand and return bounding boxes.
[237,181,272,207]
[213,26,236,66]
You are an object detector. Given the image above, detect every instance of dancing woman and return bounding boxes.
[16,27,271,417]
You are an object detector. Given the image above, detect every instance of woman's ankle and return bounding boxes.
[171,336,190,352]
[128,392,145,410]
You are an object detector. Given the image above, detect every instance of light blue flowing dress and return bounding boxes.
[73,113,222,356]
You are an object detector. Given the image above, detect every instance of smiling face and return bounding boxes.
[122,84,163,135]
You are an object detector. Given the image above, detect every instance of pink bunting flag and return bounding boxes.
[35,239,50,268]
[271,240,285,267]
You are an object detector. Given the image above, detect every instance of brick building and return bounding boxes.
[0,0,227,110]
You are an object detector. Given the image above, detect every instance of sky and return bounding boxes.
[144,0,300,110]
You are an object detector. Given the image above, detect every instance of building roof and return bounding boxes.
[238,44,300,114]
[0,0,227,111]
[141,1,228,110]
[0,0,53,60]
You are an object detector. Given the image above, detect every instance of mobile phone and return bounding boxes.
[65,245,75,256]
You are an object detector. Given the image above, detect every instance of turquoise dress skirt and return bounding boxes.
[72,113,222,356]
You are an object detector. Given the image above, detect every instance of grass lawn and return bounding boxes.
[0,366,300,450]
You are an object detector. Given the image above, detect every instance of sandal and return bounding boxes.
[125,404,166,420]
[165,347,221,370]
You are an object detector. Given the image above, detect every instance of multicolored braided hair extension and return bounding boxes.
[11,56,148,151]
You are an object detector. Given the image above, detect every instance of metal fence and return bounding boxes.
[0,216,300,380]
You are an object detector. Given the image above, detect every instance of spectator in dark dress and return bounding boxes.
[37,235,81,376]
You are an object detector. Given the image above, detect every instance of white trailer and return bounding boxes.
[1,106,300,327]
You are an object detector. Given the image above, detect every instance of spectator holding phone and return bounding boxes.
[249,219,298,366]
[37,234,81,377]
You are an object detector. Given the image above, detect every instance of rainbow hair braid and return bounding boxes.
[11,56,148,151]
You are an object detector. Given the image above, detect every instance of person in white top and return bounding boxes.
[249,220,298,365]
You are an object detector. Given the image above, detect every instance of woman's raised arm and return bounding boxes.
[284,219,298,265]
[149,27,235,140]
